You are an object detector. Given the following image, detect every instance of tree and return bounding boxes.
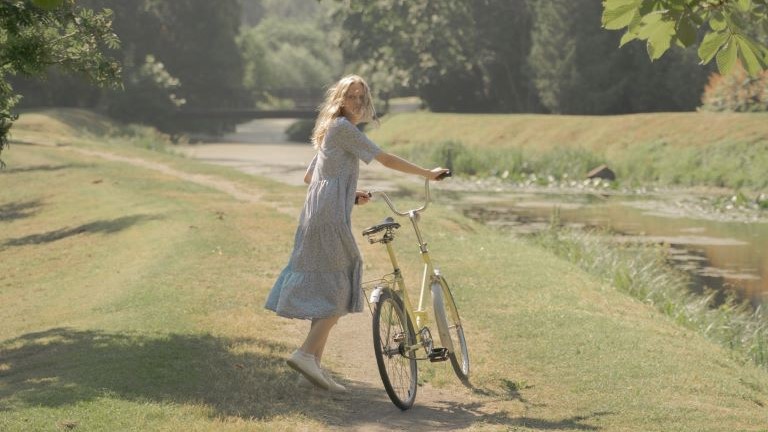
[239,16,342,108]
[11,0,246,135]
[333,0,482,111]
[529,0,709,114]
[335,0,546,112]
[602,0,768,77]
[0,0,121,163]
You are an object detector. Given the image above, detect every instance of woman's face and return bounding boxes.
[342,82,366,123]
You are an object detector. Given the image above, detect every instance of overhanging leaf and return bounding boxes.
[736,0,753,12]
[736,36,762,76]
[735,35,768,76]
[709,13,727,31]
[602,0,642,29]
[645,19,676,60]
[698,30,729,64]
[716,37,738,75]
[620,30,639,47]
[676,16,697,47]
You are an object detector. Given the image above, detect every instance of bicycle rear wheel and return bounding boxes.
[432,276,470,384]
[372,289,418,410]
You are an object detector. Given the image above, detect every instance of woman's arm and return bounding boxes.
[374,152,448,179]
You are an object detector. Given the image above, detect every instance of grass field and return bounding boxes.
[369,111,768,190]
[1,110,768,431]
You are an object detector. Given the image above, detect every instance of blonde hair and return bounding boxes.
[311,75,377,149]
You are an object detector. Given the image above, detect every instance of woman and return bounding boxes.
[265,75,448,392]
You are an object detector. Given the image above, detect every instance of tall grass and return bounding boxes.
[393,140,605,181]
[371,112,768,191]
[531,225,768,368]
[614,139,768,189]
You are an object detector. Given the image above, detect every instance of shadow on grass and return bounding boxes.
[0,200,43,222]
[0,328,611,429]
[0,328,292,418]
[0,163,92,174]
[1,214,163,247]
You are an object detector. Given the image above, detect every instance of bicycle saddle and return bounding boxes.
[362,216,401,236]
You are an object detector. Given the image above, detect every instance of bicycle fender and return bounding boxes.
[370,285,385,304]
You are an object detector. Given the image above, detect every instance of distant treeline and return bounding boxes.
[10,0,765,136]
[337,0,725,114]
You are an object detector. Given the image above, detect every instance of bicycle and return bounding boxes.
[361,173,470,410]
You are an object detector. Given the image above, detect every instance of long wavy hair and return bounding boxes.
[311,75,377,149]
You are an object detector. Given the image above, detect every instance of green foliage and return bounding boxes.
[11,0,246,135]
[106,55,186,132]
[119,0,245,133]
[394,140,605,180]
[284,119,314,143]
[530,0,709,114]
[602,0,768,76]
[612,138,768,189]
[238,17,342,108]
[30,0,63,10]
[334,0,538,112]
[700,63,768,111]
[400,140,523,176]
[0,0,121,163]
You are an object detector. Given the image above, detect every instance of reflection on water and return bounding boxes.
[460,192,768,306]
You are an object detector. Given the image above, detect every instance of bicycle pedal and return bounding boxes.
[428,348,449,362]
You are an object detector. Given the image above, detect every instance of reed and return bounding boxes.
[531,224,768,368]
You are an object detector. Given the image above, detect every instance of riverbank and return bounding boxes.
[2,109,768,431]
[369,111,768,193]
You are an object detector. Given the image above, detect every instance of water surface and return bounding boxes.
[458,191,768,306]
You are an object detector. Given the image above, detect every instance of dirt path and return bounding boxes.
[63,120,508,430]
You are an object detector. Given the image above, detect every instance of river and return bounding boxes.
[458,188,767,307]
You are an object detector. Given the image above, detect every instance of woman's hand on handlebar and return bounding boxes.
[428,167,451,181]
[355,190,372,205]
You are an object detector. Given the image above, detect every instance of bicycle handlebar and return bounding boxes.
[373,170,451,216]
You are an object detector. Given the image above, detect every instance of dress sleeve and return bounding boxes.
[307,153,318,172]
[304,153,318,182]
[327,119,382,164]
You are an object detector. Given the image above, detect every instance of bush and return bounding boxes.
[398,140,605,180]
[405,140,524,176]
[700,63,768,112]
[285,119,315,143]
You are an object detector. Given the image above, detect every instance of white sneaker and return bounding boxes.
[297,373,314,388]
[322,370,347,393]
[296,366,347,392]
[287,350,329,390]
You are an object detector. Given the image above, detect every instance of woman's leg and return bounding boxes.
[300,315,339,361]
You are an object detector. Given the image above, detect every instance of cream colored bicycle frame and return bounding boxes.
[375,179,442,343]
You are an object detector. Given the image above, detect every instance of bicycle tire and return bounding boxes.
[372,289,418,410]
[432,276,470,384]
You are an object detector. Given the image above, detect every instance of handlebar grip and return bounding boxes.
[436,170,452,180]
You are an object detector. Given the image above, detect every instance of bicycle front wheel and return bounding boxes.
[432,276,470,385]
[372,289,418,410]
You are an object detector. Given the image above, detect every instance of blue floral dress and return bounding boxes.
[265,117,382,319]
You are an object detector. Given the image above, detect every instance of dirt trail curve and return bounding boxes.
[64,120,511,431]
